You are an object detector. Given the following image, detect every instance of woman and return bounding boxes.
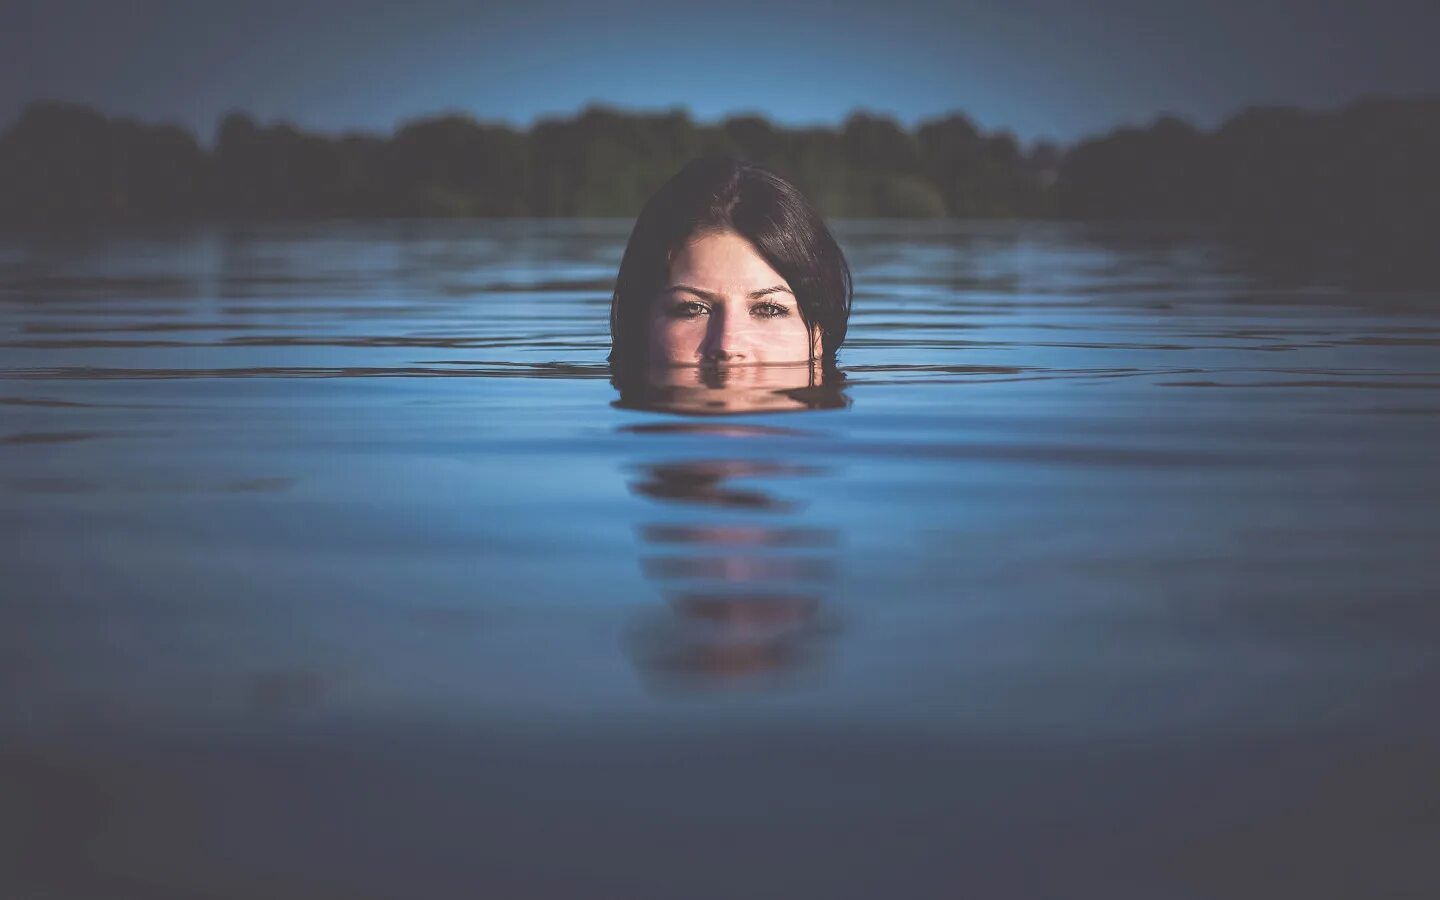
[609,156,852,412]
[610,159,851,686]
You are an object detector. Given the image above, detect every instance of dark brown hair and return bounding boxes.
[609,157,852,369]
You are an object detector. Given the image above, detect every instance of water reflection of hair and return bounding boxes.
[609,156,853,372]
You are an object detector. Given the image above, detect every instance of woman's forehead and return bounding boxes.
[667,230,789,294]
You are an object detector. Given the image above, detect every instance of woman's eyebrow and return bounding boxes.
[666,284,795,301]
[666,284,724,303]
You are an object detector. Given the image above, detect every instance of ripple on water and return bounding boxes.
[2,220,1438,897]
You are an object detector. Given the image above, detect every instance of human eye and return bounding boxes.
[749,302,790,319]
[669,300,709,319]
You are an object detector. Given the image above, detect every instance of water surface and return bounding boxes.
[3,221,1438,898]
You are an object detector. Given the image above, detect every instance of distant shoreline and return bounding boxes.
[1,97,1436,236]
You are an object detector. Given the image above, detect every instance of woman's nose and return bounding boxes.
[699,311,749,362]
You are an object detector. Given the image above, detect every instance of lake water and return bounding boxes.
[2,221,1438,898]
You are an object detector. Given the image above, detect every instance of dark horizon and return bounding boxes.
[5,92,1438,230]
[3,96,1076,152]
[11,89,1440,152]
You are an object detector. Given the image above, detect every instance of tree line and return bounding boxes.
[1060,96,1439,233]
[1,96,1436,235]
[0,102,1055,223]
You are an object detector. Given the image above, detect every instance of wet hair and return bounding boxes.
[609,156,852,370]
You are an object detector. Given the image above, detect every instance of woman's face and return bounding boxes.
[647,229,820,367]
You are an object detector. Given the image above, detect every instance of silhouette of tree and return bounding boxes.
[0,101,205,224]
[915,113,1052,217]
[1058,97,1440,244]
[386,115,528,216]
[1060,115,1210,221]
[721,115,786,169]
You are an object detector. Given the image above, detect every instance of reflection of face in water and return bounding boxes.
[618,363,846,416]
[618,367,848,692]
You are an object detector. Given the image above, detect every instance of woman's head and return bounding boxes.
[610,157,851,372]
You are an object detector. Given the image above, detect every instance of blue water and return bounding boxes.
[2,221,1438,898]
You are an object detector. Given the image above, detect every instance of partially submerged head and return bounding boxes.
[609,157,852,375]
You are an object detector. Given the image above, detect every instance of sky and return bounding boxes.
[4,0,1439,145]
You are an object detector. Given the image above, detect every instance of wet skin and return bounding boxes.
[647,229,822,367]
